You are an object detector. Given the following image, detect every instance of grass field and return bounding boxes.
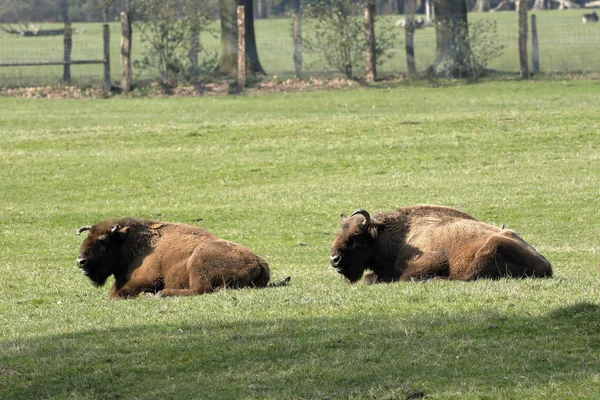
[1,80,600,399]
[1,9,600,87]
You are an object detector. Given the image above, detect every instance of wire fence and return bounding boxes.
[0,8,599,88]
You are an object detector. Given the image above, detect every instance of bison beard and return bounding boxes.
[76,218,289,299]
[330,205,552,283]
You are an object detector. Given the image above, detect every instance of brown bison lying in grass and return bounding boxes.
[76,218,289,299]
[330,205,552,283]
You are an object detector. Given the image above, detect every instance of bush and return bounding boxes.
[132,0,217,83]
[303,0,397,79]
[468,19,505,76]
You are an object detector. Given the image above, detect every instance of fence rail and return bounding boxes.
[0,60,104,67]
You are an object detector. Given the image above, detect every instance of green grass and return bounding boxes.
[1,80,600,399]
[1,9,600,86]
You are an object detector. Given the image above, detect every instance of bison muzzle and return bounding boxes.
[330,205,552,283]
[76,217,289,299]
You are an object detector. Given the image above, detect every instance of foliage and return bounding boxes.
[132,0,217,83]
[303,0,397,79]
[468,19,505,76]
[1,81,600,399]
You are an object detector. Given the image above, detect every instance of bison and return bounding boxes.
[582,12,598,23]
[76,217,289,299]
[330,205,552,283]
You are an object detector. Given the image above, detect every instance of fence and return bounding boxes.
[0,8,598,89]
[0,22,111,89]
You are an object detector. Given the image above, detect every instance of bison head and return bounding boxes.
[330,210,378,283]
[76,221,129,287]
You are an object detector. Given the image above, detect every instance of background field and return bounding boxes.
[1,80,600,399]
[1,9,600,87]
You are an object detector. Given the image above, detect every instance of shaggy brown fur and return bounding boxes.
[330,205,552,283]
[76,217,289,299]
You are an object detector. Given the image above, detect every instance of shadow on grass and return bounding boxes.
[1,303,600,399]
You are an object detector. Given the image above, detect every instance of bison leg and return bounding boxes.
[398,251,450,281]
[460,232,552,280]
[157,243,270,297]
[364,272,397,284]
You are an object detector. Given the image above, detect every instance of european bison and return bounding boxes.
[76,217,289,299]
[582,12,598,23]
[330,205,552,283]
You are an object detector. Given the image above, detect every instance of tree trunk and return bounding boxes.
[216,0,238,76]
[431,0,475,78]
[425,0,433,22]
[531,0,545,10]
[472,0,490,12]
[216,0,265,76]
[60,0,71,83]
[405,0,416,75]
[241,0,265,75]
[256,0,268,18]
[188,1,200,72]
[364,0,376,82]
[291,0,302,78]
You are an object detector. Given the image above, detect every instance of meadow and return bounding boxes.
[1,80,600,399]
[1,9,600,87]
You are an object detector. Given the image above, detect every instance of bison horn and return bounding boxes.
[350,209,371,226]
[77,226,92,235]
[110,224,121,234]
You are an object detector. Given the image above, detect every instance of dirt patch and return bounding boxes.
[0,76,377,99]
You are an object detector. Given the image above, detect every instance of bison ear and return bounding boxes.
[108,224,130,242]
[115,226,130,241]
[340,213,347,220]
[367,225,378,240]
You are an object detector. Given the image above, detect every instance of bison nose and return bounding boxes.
[330,254,341,268]
[76,257,87,268]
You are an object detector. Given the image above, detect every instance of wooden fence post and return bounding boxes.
[61,0,71,84]
[63,22,72,84]
[120,11,132,92]
[364,0,376,82]
[103,23,111,94]
[518,0,529,78]
[531,14,540,74]
[237,5,245,88]
[292,7,302,79]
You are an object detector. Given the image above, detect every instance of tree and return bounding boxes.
[290,0,302,78]
[216,0,265,76]
[472,0,490,12]
[531,0,549,10]
[364,0,376,81]
[430,0,476,78]
[404,0,416,75]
